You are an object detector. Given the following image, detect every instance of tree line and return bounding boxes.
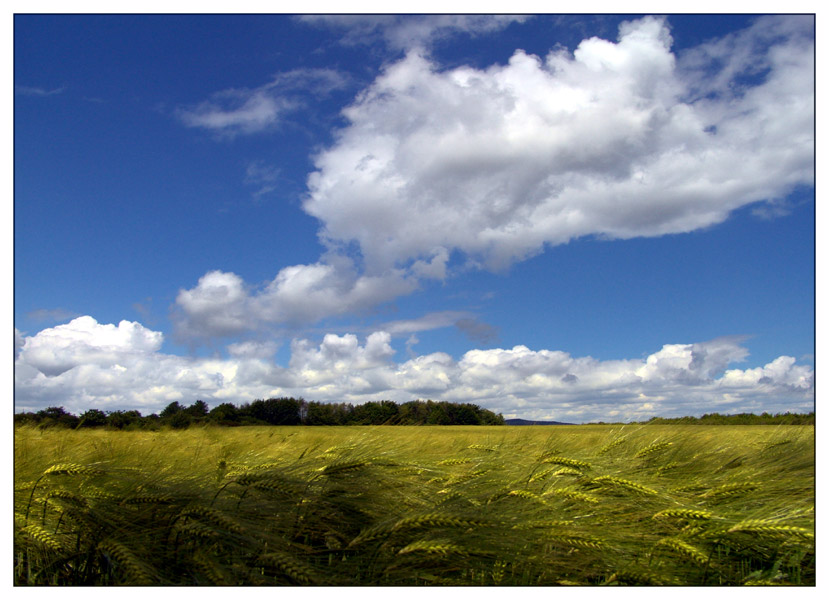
[13,398,506,430]
[637,411,815,426]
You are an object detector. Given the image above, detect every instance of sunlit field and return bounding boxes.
[14,424,814,586]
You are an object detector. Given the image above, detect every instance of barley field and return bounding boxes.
[14,423,814,586]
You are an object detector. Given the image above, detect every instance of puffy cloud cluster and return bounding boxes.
[16,316,163,377]
[15,317,814,422]
[173,263,418,340]
[14,317,293,414]
[305,15,814,272]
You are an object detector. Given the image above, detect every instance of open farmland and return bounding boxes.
[14,424,814,586]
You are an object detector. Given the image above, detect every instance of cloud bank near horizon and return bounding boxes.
[15,317,814,423]
[170,15,814,343]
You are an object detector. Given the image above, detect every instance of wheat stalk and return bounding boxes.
[591,475,659,495]
[545,534,604,549]
[541,456,592,470]
[177,505,244,534]
[191,550,233,585]
[507,489,547,504]
[256,551,319,584]
[398,539,467,556]
[21,524,64,552]
[635,441,673,459]
[98,539,156,584]
[655,462,681,476]
[653,537,709,565]
[315,460,370,476]
[44,489,89,507]
[528,467,556,483]
[438,457,473,465]
[605,569,671,585]
[44,463,106,477]
[727,519,814,541]
[467,444,498,452]
[701,481,760,500]
[391,514,485,532]
[120,494,174,505]
[652,508,715,521]
[543,488,600,504]
[597,436,627,456]
[25,463,106,521]
[553,466,584,477]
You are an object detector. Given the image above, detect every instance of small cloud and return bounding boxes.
[244,161,281,199]
[381,311,470,336]
[15,85,65,97]
[300,15,529,53]
[455,318,499,344]
[177,89,289,137]
[751,201,792,220]
[177,68,348,137]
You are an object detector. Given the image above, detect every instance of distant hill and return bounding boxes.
[505,418,574,426]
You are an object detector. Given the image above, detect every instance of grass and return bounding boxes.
[14,423,814,585]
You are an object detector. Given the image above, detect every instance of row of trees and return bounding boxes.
[14,398,506,430]
[639,412,815,425]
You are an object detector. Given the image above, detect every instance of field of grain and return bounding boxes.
[14,423,814,586]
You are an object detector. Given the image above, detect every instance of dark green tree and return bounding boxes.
[35,406,79,428]
[208,402,240,425]
[77,408,108,428]
[185,400,209,419]
[105,410,143,430]
[247,398,301,425]
[168,411,191,429]
[160,401,184,419]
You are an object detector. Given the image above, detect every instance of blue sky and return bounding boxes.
[13,13,815,422]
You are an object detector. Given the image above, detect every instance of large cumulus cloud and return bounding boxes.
[305,15,813,272]
[15,317,814,422]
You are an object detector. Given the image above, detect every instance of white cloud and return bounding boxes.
[379,310,472,335]
[304,15,813,272]
[178,89,288,135]
[177,68,347,136]
[16,316,163,378]
[14,318,814,422]
[244,160,281,199]
[15,85,65,96]
[254,257,417,324]
[300,15,529,52]
[174,271,253,340]
[173,260,419,340]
